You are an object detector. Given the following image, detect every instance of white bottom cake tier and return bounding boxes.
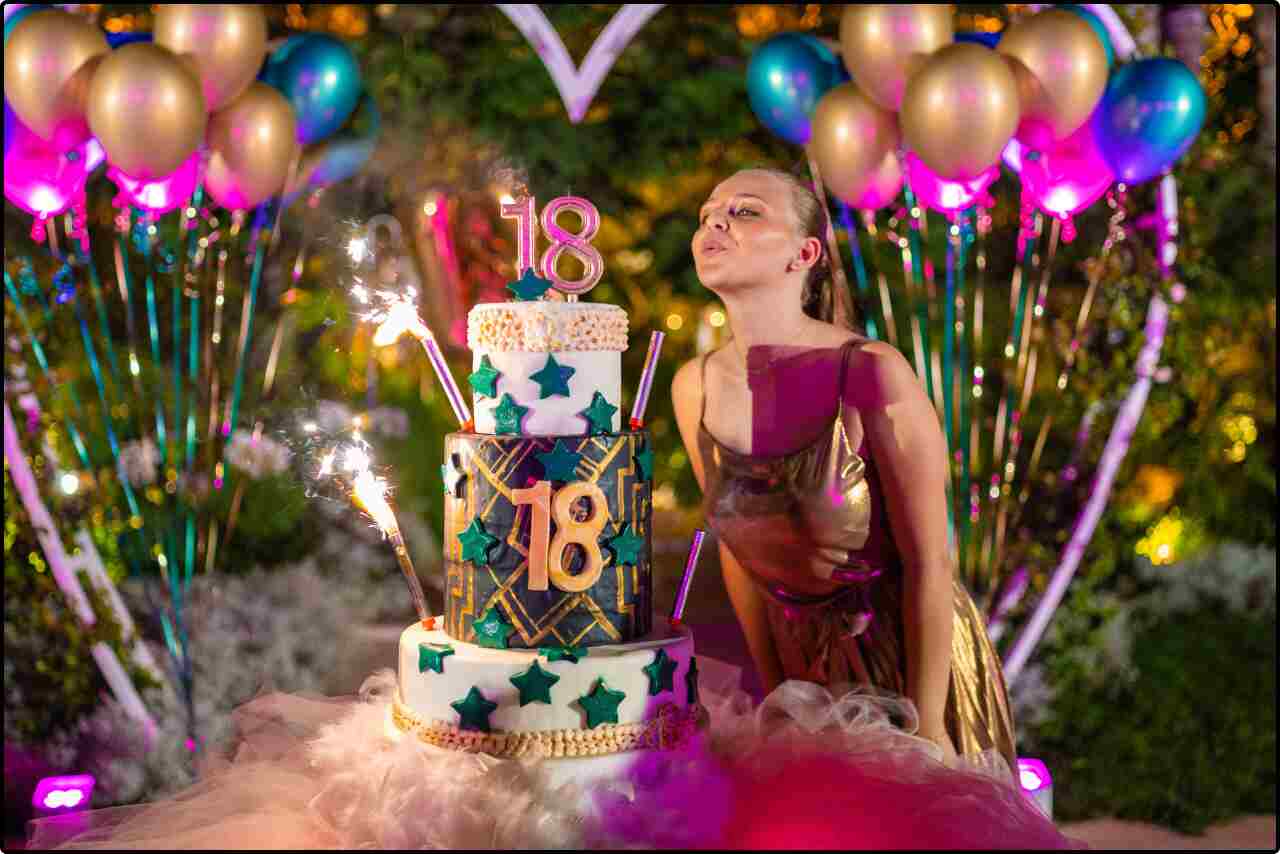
[393,622,701,795]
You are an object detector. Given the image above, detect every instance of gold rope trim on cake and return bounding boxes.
[392,695,707,758]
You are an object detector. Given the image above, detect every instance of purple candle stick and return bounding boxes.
[629,330,665,430]
[670,529,706,625]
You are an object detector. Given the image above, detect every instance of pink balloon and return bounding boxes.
[1020,121,1114,219]
[109,149,201,214]
[3,118,89,218]
[904,151,998,216]
[1001,137,1026,175]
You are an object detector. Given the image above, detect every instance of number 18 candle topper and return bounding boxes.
[500,195,604,296]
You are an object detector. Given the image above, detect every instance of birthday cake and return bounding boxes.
[390,199,703,786]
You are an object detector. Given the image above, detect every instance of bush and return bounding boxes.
[1022,545,1276,833]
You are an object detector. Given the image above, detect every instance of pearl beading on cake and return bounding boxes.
[391,693,706,758]
[468,302,629,353]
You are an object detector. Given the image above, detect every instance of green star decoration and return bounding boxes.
[418,642,455,675]
[634,441,655,480]
[472,607,512,649]
[509,660,560,706]
[577,679,626,729]
[686,656,700,705]
[468,355,502,398]
[458,518,498,566]
[538,645,588,664]
[493,393,530,435]
[451,686,499,732]
[536,439,582,482]
[642,648,679,696]
[507,267,553,301]
[607,523,645,566]
[579,391,618,435]
[529,353,576,398]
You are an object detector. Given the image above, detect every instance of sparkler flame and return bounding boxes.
[352,468,399,536]
[372,298,427,346]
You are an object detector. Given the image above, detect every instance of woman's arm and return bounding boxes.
[849,343,956,752]
[671,358,784,694]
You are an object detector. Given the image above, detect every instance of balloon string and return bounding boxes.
[965,208,991,591]
[1004,191,1130,544]
[804,149,854,328]
[858,211,899,347]
[80,237,124,389]
[916,207,946,424]
[4,270,93,471]
[112,235,148,407]
[835,201,879,340]
[141,233,169,461]
[899,176,936,407]
[223,204,269,442]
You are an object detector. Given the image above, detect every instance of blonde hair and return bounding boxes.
[740,167,860,331]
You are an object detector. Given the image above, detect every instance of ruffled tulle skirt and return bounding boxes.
[28,661,1083,850]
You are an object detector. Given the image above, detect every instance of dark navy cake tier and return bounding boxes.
[442,431,654,649]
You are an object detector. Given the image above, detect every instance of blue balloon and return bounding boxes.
[1057,5,1115,69]
[105,30,153,49]
[265,34,362,145]
[3,98,16,159]
[747,33,845,145]
[3,5,40,44]
[1092,58,1206,185]
[955,31,1002,49]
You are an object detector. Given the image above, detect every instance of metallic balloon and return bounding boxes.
[998,10,1108,150]
[108,149,201,214]
[3,120,91,217]
[1021,120,1113,217]
[205,81,298,209]
[809,82,899,201]
[955,31,1001,50]
[265,33,362,144]
[154,4,268,111]
[839,5,954,111]
[3,9,107,149]
[904,152,998,215]
[1056,5,1115,69]
[841,148,902,211]
[285,92,380,199]
[1091,58,1206,185]
[900,43,1020,181]
[86,42,207,180]
[746,32,844,144]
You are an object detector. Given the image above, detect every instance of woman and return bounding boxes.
[671,167,1017,772]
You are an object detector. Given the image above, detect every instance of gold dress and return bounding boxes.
[696,343,1017,772]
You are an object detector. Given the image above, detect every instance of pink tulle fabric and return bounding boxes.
[28,663,1084,850]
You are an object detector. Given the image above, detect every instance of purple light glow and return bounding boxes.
[33,774,95,813]
[1017,758,1051,793]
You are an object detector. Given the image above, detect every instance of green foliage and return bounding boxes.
[1030,578,1275,833]
[3,465,159,745]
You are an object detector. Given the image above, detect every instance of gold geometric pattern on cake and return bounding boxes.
[444,432,650,647]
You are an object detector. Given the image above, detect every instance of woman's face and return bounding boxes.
[692,171,805,293]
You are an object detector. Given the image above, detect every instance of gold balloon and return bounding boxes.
[900,43,1020,181]
[205,82,298,209]
[839,5,954,111]
[154,5,268,112]
[808,83,899,203]
[3,9,108,148]
[998,10,1109,150]
[842,148,903,210]
[86,43,207,180]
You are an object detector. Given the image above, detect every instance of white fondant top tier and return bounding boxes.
[467,301,628,353]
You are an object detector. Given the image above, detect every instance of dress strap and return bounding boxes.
[836,338,857,408]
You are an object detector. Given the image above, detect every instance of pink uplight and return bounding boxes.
[32,774,95,813]
[1020,121,1113,220]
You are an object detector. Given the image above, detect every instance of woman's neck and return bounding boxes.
[719,289,813,364]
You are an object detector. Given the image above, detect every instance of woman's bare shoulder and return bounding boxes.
[671,355,705,411]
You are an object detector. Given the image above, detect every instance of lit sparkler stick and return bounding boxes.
[325,439,433,627]
[358,289,474,431]
[669,528,706,625]
[628,330,665,430]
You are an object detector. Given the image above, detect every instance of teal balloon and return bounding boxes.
[307,94,380,187]
[258,34,309,87]
[1092,58,1206,185]
[267,34,362,145]
[1057,5,1115,68]
[747,33,844,145]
